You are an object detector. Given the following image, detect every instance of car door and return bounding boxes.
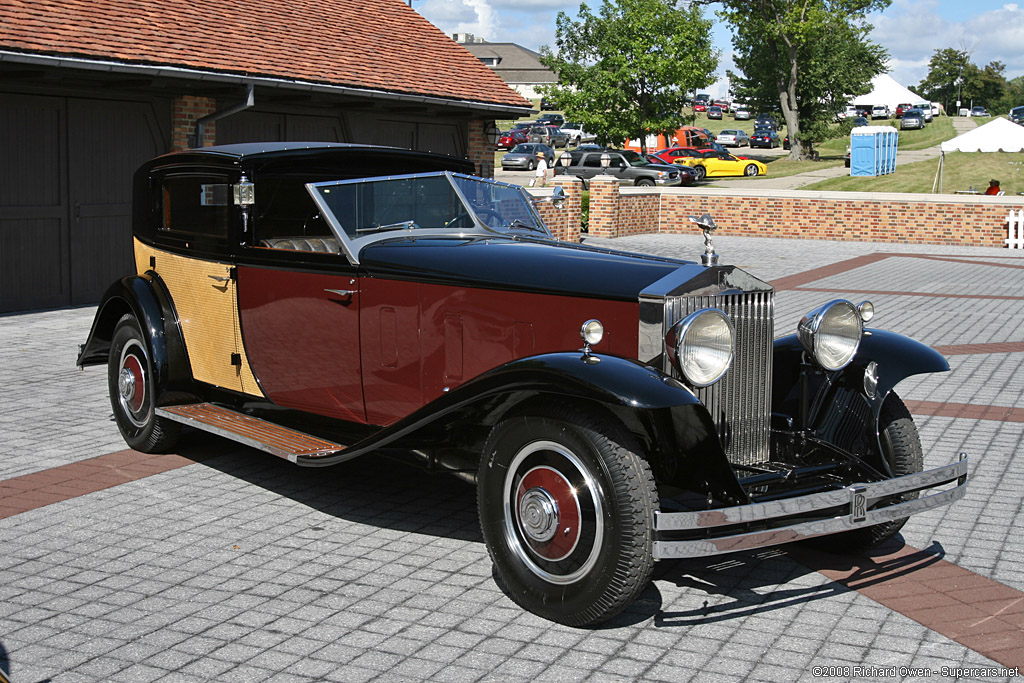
[235,177,366,423]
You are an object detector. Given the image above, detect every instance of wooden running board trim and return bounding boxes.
[157,403,344,462]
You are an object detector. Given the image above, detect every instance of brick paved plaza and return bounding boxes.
[1,233,1022,682]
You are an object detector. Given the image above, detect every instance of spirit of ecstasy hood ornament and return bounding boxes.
[688,213,719,266]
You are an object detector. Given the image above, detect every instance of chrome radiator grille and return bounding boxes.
[664,291,774,466]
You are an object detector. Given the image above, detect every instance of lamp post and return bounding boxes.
[600,153,611,174]
[559,153,571,175]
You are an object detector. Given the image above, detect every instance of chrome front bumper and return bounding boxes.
[653,454,968,559]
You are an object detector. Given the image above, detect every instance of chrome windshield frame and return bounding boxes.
[306,171,550,265]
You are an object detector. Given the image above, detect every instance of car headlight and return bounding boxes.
[797,300,864,371]
[666,309,734,387]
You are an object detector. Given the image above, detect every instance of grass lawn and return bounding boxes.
[802,151,1024,195]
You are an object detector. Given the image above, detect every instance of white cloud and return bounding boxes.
[418,0,498,40]
[869,0,1024,87]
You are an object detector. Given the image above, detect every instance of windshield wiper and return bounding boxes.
[356,220,419,234]
[505,219,545,233]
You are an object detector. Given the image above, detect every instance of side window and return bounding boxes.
[582,155,603,168]
[254,177,337,252]
[156,174,232,239]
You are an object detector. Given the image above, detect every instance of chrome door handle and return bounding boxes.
[324,288,357,297]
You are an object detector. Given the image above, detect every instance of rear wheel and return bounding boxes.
[477,404,658,626]
[693,165,706,180]
[108,313,180,453]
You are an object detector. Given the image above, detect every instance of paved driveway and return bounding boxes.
[1,234,1022,682]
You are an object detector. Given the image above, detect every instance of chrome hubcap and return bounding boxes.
[519,488,559,543]
[118,367,136,401]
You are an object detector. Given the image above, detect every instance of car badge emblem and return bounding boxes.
[850,485,868,523]
[688,213,720,266]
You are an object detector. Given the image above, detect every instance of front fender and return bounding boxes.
[303,352,747,503]
[773,330,949,471]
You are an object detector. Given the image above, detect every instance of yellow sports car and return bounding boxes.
[673,150,767,180]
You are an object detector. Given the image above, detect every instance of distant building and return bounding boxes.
[454,34,556,102]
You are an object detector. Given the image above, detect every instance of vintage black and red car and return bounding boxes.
[78,142,967,626]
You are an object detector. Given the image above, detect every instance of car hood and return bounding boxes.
[358,236,703,301]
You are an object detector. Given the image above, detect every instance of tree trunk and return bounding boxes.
[780,43,802,160]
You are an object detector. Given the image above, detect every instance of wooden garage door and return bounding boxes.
[0,94,164,312]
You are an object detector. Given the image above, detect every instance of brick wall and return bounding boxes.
[171,96,217,151]
[468,120,494,179]
[590,187,1023,248]
[532,176,582,242]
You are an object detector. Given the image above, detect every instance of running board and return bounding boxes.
[157,403,344,462]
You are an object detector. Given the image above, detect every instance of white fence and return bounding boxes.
[1007,210,1024,249]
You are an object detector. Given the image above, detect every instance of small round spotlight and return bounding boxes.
[858,301,875,322]
[580,319,604,347]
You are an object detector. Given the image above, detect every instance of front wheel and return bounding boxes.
[811,392,923,550]
[477,405,658,626]
[744,164,759,177]
[635,178,655,187]
[108,313,180,453]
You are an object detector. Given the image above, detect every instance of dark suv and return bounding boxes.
[562,149,684,187]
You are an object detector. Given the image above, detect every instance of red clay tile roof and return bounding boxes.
[0,0,531,110]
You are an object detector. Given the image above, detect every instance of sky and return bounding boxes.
[413,0,1024,100]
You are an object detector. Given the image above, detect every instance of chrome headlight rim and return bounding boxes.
[797,299,864,371]
[666,308,735,388]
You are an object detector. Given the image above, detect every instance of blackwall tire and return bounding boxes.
[108,313,180,453]
[744,164,759,176]
[810,392,923,551]
[477,404,658,626]
[693,165,706,180]
[636,178,655,187]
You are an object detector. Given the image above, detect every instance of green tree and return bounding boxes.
[993,75,1024,115]
[916,48,972,113]
[718,0,890,160]
[539,0,718,154]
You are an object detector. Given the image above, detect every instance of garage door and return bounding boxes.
[0,94,165,313]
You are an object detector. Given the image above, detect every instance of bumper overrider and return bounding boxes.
[653,454,968,559]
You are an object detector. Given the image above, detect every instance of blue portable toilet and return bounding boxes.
[850,126,898,176]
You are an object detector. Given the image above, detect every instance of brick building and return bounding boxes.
[0,0,531,313]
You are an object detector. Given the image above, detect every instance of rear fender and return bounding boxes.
[77,273,192,398]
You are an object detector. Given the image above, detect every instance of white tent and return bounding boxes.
[940,117,1024,153]
[852,74,926,111]
[933,117,1024,192]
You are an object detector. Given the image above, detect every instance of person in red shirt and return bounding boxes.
[984,179,1001,195]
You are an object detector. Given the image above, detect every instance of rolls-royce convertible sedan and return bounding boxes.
[78,143,967,626]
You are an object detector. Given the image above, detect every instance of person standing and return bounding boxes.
[532,151,548,187]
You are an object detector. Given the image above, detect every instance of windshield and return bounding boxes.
[618,150,650,167]
[307,172,550,263]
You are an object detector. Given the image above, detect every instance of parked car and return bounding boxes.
[716,129,750,147]
[643,156,698,185]
[707,106,724,120]
[851,116,869,127]
[1011,105,1024,125]
[77,141,967,627]
[900,109,925,130]
[675,151,767,179]
[528,125,570,149]
[560,122,597,146]
[501,143,555,171]
[971,105,989,117]
[754,113,779,129]
[539,97,556,111]
[895,103,913,118]
[512,121,537,131]
[562,149,684,188]
[713,100,730,113]
[836,105,858,120]
[750,129,781,148]
[496,129,529,150]
[914,103,933,123]
[733,106,752,120]
[537,113,566,128]
[650,147,747,165]
[694,102,708,113]
[855,105,872,117]
[871,104,890,119]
